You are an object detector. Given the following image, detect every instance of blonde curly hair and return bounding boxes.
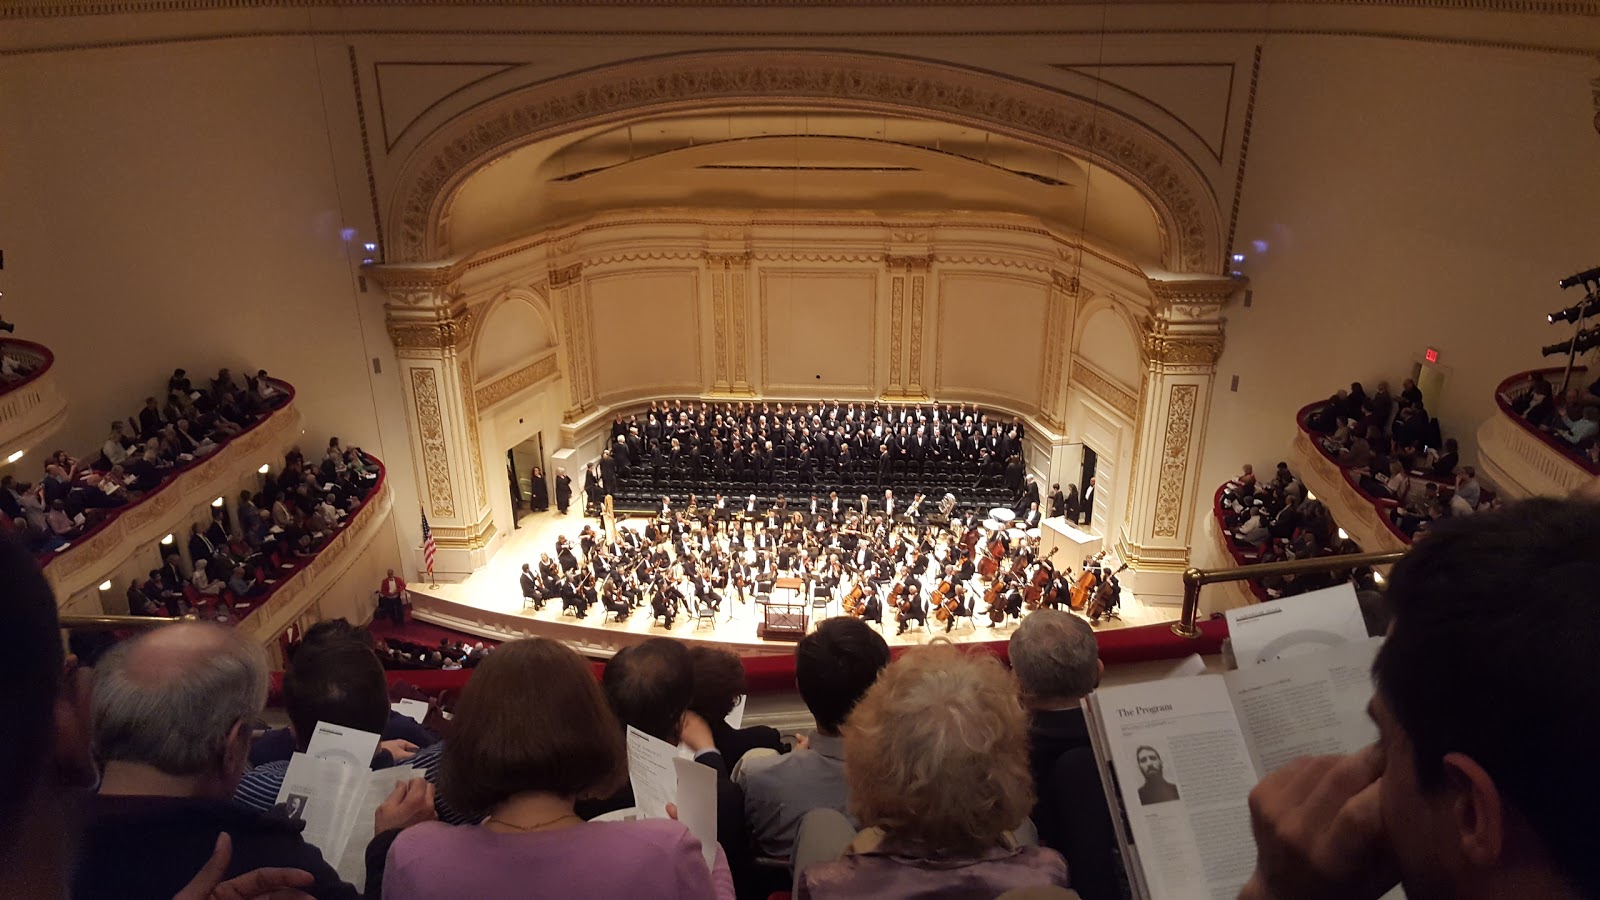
[843,643,1033,855]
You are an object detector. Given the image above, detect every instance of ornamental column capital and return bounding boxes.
[366,260,467,309]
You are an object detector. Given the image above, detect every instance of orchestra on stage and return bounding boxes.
[514,492,1124,636]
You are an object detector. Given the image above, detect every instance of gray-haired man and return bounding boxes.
[1009,609,1119,900]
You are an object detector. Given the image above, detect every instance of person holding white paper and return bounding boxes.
[1242,499,1600,900]
[73,623,364,900]
[382,639,733,899]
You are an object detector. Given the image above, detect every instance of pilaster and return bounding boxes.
[1038,269,1079,430]
[883,253,932,401]
[1117,276,1239,600]
[548,260,596,422]
[705,251,756,397]
[368,261,497,573]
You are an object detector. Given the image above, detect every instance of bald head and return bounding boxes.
[92,623,266,780]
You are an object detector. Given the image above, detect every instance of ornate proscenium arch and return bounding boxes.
[386,51,1225,274]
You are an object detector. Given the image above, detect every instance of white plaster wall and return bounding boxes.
[1196,37,1600,547]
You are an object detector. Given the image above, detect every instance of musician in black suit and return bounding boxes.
[894,572,926,635]
[520,563,544,611]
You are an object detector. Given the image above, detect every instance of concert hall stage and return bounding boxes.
[406,509,1173,659]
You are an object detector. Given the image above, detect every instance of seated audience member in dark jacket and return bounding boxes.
[74,622,437,900]
[688,644,787,770]
[1009,609,1121,900]
[576,638,755,896]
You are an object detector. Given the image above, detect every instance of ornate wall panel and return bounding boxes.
[758,268,877,392]
[934,270,1049,409]
[409,365,456,519]
[474,352,560,409]
[586,267,703,399]
[1152,382,1199,538]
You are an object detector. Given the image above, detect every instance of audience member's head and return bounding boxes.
[1373,498,1600,898]
[442,639,623,819]
[1009,609,1102,708]
[795,617,890,735]
[687,645,746,724]
[91,623,268,797]
[281,639,389,751]
[602,638,693,743]
[844,644,1032,855]
[0,532,96,894]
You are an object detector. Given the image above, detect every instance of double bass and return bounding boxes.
[1086,563,1130,621]
[1070,552,1107,611]
[1023,547,1059,611]
[978,534,1006,578]
[983,575,1008,626]
[842,580,866,618]
[931,572,960,623]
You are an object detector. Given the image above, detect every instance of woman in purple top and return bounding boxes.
[382,638,733,899]
[798,644,1072,899]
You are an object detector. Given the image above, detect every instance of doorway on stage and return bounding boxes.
[507,434,548,529]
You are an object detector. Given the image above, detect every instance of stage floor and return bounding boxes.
[408,509,1176,657]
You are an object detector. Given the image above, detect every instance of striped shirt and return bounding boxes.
[234,742,475,826]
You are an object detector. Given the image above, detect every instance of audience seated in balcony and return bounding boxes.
[793,643,1071,899]
[14,501,1600,900]
[1010,609,1119,900]
[72,621,434,899]
[1220,464,1360,598]
[738,617,889,870]
[381,638,735,899]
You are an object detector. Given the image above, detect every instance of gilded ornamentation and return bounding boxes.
[907,275,926,391]
[888,276,905,390]
[548,262,583,287]
[885,255,933,270]
[387,308,477,354]
[366,263,462,306]
[475,353,560,408]
[459,358,488,509]
[710,271,729,384]
[731,270,748,387]
[1070,365,1138,419]
[1152,383,1198,538]
[392,52,1221,272]
[1142,333,1226,368]
[410,366,456,519]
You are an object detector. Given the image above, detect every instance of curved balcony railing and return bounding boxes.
[236,456,394,644]
[1477,367,1598,499]
[1289,402,1450,552]
[41,378,303,601]
[0,339,69,460]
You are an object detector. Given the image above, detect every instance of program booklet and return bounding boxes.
[1082,636,1385,900]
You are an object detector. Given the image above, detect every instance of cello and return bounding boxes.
[1086,563,1130,621]
[978,533,1006,578]
[983,575,1008,626]
[931,570,959,623]
[842,580,866,618]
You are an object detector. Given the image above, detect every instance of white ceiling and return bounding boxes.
[444,109,1166,266]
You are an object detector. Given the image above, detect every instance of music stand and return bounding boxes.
[759,576,808,642]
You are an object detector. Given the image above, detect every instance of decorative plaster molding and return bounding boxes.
[907,274,926,392]
[711,271,730,386]
[409,366,456,519]
[458,357,488,509]
[386,308,478,354]
[885,254,934,270]
[1142,332,1226,368]
[366,262,463,306]
[475,353,561,408]
[888,275,906,390]
[1051,269,1081,294]
[548,262,584,287]
[704,251,753,267]
[391,52,1222,273]
[1152,383,1198,538]
[1146,275,1239,321]
[1070,364,1138,420]
[752,251,883,263]
[585,249,702,266]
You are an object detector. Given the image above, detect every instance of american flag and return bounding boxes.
[420,508,436,576]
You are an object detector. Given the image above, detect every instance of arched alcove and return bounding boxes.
[1076,304,1145,390]
[386,50,1224,274]
[473,293,555,382]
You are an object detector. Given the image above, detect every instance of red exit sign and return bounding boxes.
[1424,347,1439,363]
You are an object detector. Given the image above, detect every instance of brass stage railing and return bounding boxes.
[1172,549,1408,639]
[60,613,189,631]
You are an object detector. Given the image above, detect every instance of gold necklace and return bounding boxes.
[485,813,581,833]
